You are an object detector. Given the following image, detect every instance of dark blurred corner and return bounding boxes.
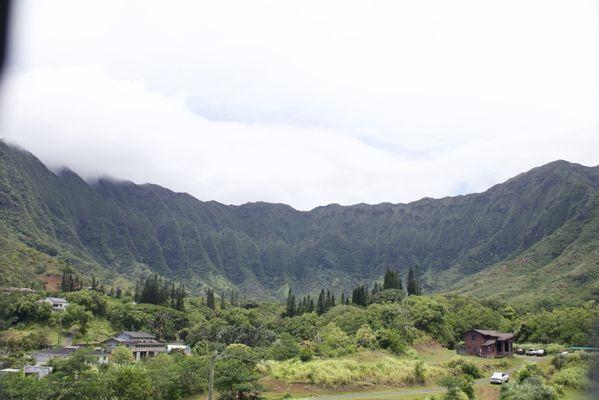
[0,0,12,77]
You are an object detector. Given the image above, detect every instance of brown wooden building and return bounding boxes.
[463,329,514,358]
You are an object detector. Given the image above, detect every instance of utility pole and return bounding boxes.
[208,350,217,400]
[57,319,62,346]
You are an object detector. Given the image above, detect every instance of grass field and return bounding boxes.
[0,324,67,346]
[72,318,115,345]
[259,347,529,400]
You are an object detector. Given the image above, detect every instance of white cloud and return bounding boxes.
[1,0,598,209]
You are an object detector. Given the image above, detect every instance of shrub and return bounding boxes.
[355,324,378,349]
[412,360,426,385]
[516,362,545,383]
[500,376,557,400]
[553,365,591,390]
[317,323,356,357]
[460,362,481,379]
[551,354,568,370]
[299,345,314,362]
[439,376,474,400]
[375,329,406,355]
[445,358,482,379]
[268,333,300,361]
[324,306,369,336]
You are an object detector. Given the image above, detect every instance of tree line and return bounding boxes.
[285,267,422,316]
[205,287,241,310]
[133,274,186,311]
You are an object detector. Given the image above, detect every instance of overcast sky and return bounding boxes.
[1,0,598,210]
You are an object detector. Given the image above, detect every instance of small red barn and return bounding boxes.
[464,329,514,358]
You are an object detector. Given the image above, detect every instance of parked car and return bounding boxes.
[516,348,525,355]
[525,348,546,356]
[490,372,509,384]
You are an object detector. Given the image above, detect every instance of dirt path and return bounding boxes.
[297,386,443,399]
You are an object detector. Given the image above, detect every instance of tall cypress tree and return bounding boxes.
[176,283,185,310]
[407,268,416,295]
[220,289,226,309]
[317,289,326,315]
[372,282,382,294]
[383,268,403,291]
[415,267,423,295]
[206,288,215,310]
[134,279,141,302]
[351,285,369,306]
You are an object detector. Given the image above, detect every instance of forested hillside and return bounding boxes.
[1,140,598,304]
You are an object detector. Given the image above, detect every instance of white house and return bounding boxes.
[166,342,192,355]
[32,345,108,365]
[24,365,53,378]
[41,297,69,312]
[101,331,167,361]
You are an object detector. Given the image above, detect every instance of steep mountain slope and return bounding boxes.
[1,140,598,303]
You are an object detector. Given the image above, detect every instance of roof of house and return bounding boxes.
[45,348,77,355]
[45,297,69,304]
[34,345,108,357]
[482,339,497,346]
[121,331,155,339]
[33,346,82,358]
[103,332,165,346]
[24,365,52,372]
[469,329,514,340]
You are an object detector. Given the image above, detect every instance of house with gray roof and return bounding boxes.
[32,345,108,365]
[40,297,69,312]
[101,331,167,361]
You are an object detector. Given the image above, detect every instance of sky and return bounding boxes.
[0,0,598,210]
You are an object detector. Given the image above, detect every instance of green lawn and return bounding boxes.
[73,318,115,345]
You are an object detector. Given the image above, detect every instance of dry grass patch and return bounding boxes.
[262,352,445,389]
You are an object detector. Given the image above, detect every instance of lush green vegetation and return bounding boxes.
[0,348,212,400]
[1,284,598,399]
[2,140,599,307]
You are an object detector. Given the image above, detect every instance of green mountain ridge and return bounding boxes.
[1,140,598,305]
